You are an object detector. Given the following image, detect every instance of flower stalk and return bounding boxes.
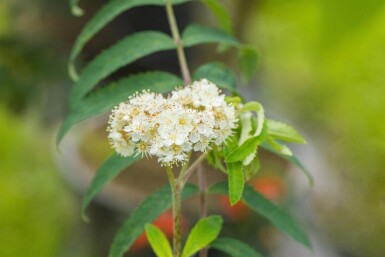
[167,166,183,257]
[164,2,209,257]
[198,163,208,257]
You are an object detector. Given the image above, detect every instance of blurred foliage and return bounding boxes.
[0,39,64,111]
[244,0,385,256]
[0,106,76,257]
[0,0,67,112]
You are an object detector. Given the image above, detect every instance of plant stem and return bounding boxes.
[166,166,182,257]
[182,153,207,185]
[197,163,209,257]
[165,0,192,84]
[197,164,207,218]
[164,3,209,257]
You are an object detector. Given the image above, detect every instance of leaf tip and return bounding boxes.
[230,198,240,206]
[81,212,90,223]
[144,223,152,231]
[210,215,224,224]
[71,5,84,17]
[68,64,79,81]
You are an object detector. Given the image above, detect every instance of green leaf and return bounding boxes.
[266,119,307,144]
[265,137,293,156]
[70,31,175,103]
[200,0,233,35]
[225,136,260,163]
[261,143,314,185]
[181,215,223,257]
[182,23,240,48]
[210,237,263,257]
[145,224,173,257]
[57,71,182,144]
[242,101,262,112]
[243,155,260,181]
[70,0,84,16]
[193,62,237,91]
[68,0,191,80]
[237,46,258,81]
[226,162,244,205]
[209,182,312,248]
[239,111,252,145]
[81,153,140,220]
[109,184,199,257]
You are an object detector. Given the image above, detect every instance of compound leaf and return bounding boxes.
[69,0,191,79]
[70,31,175,103]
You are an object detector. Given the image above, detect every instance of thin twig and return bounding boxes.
[182,153,207,185]
[197,164,207,218]
[198,163,209,257]
[165,0,191,84]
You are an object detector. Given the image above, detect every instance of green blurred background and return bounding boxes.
[0,0,384,256]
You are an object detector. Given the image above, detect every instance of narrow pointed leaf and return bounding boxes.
[200,0,233,35]
[265,138,293,156]
[109,184,199,257]
[226,162,244,205]
[209,182,312,248]
[182,23,240,48]
[57,71,182,144]
[193,62,237,91]
[69,0,191,79]
[226,136,260,163]
[82,153,140,220]
[266,119,306,144]
[210,237,263,257]
[261,143,313,185]
[181,215,223,257]
[70,31,175,103]
[145,224,173,257]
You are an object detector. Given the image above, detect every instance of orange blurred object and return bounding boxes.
[252,176,286,202]
[218,195,251,221]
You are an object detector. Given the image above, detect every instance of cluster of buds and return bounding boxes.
[107,79,237,165]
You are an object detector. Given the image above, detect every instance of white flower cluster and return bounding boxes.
[107,79,237,165]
